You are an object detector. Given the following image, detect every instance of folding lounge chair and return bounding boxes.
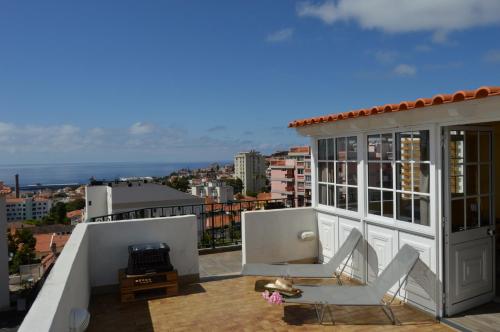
[242,228,362,284]
[284,244,419,325]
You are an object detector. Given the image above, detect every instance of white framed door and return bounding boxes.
[444,126,496,316]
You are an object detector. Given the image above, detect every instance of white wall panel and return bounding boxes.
[317,212,337,263]
[399,233,437,311]
[366,224,397,293]
[338,217,363,280]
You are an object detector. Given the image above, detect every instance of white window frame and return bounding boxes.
[364,125,436,234]
[315,134,362,219]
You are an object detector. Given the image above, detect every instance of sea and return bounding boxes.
[0,161,228,187]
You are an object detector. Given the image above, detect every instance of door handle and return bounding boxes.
[487,229,496,236]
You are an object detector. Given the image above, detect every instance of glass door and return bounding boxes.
[444,127,495,316]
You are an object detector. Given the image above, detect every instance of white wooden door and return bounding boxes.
[444,127,496,316]
[318,215,336,263]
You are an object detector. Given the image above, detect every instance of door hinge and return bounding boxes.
[442,216,446,229]
[442,293,446,305]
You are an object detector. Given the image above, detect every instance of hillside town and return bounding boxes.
[0,146,311,315]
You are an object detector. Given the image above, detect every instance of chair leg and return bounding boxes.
[313,303,328,324]
[334,272,343,285]
[381,304,398,325]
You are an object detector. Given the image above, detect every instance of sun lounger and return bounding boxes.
[242,228,362,284]
[284,244,420,325]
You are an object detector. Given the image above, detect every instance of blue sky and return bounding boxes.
[1,0,499,164]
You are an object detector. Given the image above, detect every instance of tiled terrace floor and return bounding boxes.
[88,276,450,331]
[198,250,242,277]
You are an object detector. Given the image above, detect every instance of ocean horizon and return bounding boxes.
[0,161,230,186]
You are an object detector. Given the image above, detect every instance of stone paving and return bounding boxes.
[198,250,242,278]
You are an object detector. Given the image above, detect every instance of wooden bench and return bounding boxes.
[119,269,179,303]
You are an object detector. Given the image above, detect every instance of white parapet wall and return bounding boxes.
[242,207,317,265]
[19,215,199,332]
[19,223,90,332]
[87,215,199,287]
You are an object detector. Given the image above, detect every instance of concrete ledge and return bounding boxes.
[199,245,242,255]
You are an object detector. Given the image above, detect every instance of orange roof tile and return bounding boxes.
[66,210,83,218]
[35,233,70,254]
[0,182,12,195]
[289,86,500,128]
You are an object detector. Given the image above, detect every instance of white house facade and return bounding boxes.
[289,86,500,317]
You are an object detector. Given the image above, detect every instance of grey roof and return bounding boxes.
[111,183,204,207]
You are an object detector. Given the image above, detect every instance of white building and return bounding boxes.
[84,181,204,221]
[5,197,52,222]
[0,182,11,310]
[281,86,500,317]
[234,150,266,195]
[191,181,234,203]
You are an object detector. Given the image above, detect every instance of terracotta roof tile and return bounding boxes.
[0,182,11,195]
[289,86,500,128]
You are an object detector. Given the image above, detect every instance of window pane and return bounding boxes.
[414,130,429,161]
[319,184,327,205]
[368,189,381,215]
[466,165,478,195]
[381,133,393,161]
[414,163,430,193]
[414,195,430,226]
[348,187,358,211]
[318,139,327,160]
[318,162,328,182]
[382,163,393,189]
[382,191,393,218]
[368,135,380,160]
[368,163,381,187]
[396,162,411,191]
[479,132,491,162]
[347,162,357,185]
[347,136,357,160]
[480,164,490,194]
[336,162,346,184]
[450,130,465,161]
[328,162,335,184]
[480,196,491,227]
[336,186,346,209]
[396,132,412,161]
[328,185,335,207]
[465,131,478,163]
[451,199,465,232]
[336,137,346,161]
[396,192,412,222]
[466,197,479,229]
[327,138,335,160]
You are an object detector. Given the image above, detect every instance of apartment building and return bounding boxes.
[234,150,266,195]
[5,197,52,222]
[269,146,311,206]
[191,181,234,203]
[84,180,204,221]
[0,182,11,310]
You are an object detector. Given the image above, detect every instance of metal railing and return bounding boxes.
[89,199,302,249]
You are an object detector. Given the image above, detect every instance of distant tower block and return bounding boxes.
[15,174,20,198]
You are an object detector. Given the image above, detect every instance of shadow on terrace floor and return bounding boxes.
[88,275,449,332]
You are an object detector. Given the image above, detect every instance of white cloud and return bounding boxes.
[266,28,294,43]
[297,0,500,39]
[129,122,155,135]
[373,50,398,64]
[483,49,500,63]
[415,44,432,52]
[393,64,416,76]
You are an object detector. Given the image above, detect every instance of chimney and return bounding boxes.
[15,174,20,198]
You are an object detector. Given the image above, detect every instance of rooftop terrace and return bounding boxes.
[88,276,447,332]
